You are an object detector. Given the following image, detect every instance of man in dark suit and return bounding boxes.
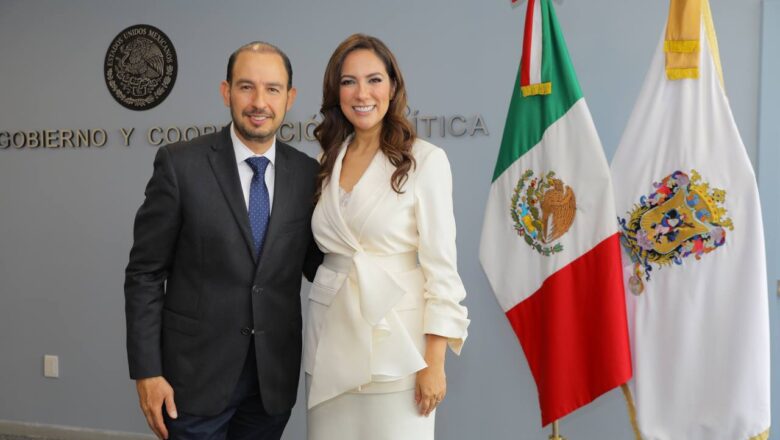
[125,41,321,440]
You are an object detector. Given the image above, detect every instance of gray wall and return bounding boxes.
[0,0,771,439]
[760,1,780,437]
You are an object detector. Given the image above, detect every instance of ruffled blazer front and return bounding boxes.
[304,138,470,409]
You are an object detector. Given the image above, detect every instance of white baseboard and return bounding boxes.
[0,420,154,440]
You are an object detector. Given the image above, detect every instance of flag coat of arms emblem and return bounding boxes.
[611,1,770,439]
[480,0,632,426]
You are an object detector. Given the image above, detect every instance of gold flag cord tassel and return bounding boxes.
[665,0,701,80]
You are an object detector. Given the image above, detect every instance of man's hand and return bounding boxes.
[136,376,177,439]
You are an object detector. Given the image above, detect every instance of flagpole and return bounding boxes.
[549,420,566,440]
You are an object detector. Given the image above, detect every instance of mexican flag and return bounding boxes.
[611,1,771,439]
[479,0,632,426]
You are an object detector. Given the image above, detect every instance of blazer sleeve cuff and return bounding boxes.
[129,362,163,380]
[127,338,163,379]
[423,311,470,355]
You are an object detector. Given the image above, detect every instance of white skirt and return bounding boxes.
[307,388,435,440]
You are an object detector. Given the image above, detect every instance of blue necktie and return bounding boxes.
[245,157,271,258]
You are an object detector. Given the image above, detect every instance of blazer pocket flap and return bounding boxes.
[309,283,338,306]
[162,309,200,336]
[308,265,346,306]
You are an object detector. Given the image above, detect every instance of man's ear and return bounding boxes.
[220,80,231,108]
[286,86,298,110]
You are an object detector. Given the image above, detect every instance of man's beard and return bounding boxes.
[232,107,280,144]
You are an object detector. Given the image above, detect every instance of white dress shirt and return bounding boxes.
[231,123,275,212]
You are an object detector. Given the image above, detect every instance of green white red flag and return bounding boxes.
[479,0,632,426]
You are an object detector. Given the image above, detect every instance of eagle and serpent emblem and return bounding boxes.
[510,170,577,256]
[104,24,177,111]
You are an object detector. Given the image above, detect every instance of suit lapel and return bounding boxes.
[346,152,393,243]
[207,126,257,263]
[255,142,295,269]
[321,141,362,251]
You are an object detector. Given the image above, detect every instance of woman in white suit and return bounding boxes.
[304,34,470,440]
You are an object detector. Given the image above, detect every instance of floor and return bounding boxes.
[0,436,60,440]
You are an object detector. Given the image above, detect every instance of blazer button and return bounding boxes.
[240,327,253,336]
[252,285,262,295]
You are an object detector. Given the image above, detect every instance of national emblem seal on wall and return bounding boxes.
[104,24,177,111]
[618,170,734,295]
[510,170,577,256]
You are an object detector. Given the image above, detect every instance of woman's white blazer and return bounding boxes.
[304,138,470,409]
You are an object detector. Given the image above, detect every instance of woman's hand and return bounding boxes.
[415,334,448,417]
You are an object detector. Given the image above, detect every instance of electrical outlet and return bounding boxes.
[43,355,59,378]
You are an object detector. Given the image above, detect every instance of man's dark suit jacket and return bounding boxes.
[125,125,321,416]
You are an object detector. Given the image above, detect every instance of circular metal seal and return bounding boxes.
[104,24,177,111]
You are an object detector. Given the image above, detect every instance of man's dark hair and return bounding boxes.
[226,41,293,88]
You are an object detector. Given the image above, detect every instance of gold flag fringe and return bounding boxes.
[665,0,701,80]
[521,82,552,97]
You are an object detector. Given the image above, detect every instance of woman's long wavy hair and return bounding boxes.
[314,34,416,200]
